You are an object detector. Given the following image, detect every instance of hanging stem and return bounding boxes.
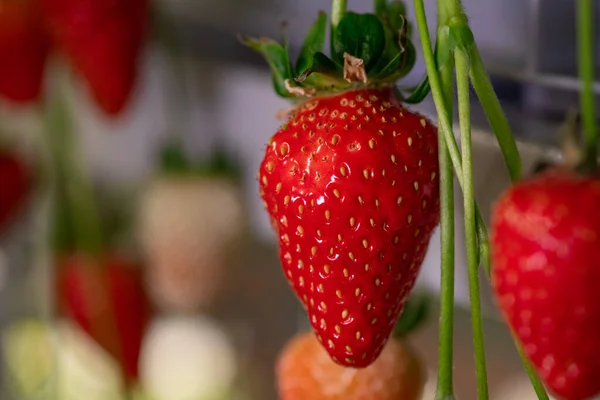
[413,7,463,186]
[44,79,104,257]
[413,4,460,397]
[330,0,347,56]
[577,0,597,166]
[414,0,550,398]
[456,49,489,399]
[439,0,463,22]
[514,335,551,400]
[414,0,489,274]
[437,0,522,184]
[435,56,456,400]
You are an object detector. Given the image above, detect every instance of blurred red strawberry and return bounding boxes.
[56,252,152,381]
[0,0,49,104]
[42,0,149,115]
[0,150,30,234]
[492,169,600,400]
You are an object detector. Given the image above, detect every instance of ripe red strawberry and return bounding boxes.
[0,0,49,104]
[276,330,425,400]
[56,252,152,382]
[259,88,439,367]
[0,150,30,234]
[42,0,149,115]
[491,169,600,400]
[245,4,437,367]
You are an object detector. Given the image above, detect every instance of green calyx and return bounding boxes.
[240,1,418,100]
[160,141,192,174]
[199,148,242,183]
[159,141,241,183]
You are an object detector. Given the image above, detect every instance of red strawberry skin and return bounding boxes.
[0,151,30,233]
[259,88,440,367]
[491,169,600,400]
[0,0,49,104]
[42,0,149,115]
[56,253,152,381]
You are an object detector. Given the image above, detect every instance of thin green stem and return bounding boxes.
[438,0,463,25]
[44,99,74,253]
[331,0,347,29]
[414,0,490,274]
[469,46,522,182]
[514,336,551,400]
[413,0,464,187]
[435,56,456,400]
[330,0,347,55]
[414,0,548,400]
[477,220,491,277]
[44,77,104,256]
[59,87,104,256]
[577,0,597,166]
[439,0,522,183]
[414,5,458,399]
[456,49,489,400]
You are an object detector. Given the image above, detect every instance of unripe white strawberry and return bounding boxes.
[138,174,245,312]
[138,316,239,400]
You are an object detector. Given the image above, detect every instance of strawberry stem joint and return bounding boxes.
[241,0,599,399]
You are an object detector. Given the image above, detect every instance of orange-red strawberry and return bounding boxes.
[277,330,425,400]
[42,0,149,115]
[0,150,30,234]
[0,0,49,104]
[491,169,600,400]
[259,88,439,367]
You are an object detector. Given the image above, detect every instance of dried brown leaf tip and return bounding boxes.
[343,53,368,84]
[285,80,316,97]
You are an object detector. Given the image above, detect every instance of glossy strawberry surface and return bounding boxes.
[0,0,49,104]
[259,88,439,367]
[0,151,30,234]
[491,169,600,400]
[277,331,425,400]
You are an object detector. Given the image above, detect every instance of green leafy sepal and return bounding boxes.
[240,1,425,101]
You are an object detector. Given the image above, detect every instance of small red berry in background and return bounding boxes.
[0,0,49,104]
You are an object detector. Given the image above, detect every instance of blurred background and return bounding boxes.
[0,0,598,399]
